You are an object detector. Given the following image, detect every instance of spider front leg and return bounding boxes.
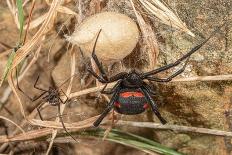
[33,75,48,91]
[141,24,224,79]
[16,70,47,101]
[94,88,120,127]
[79,47,108,83]
[141,88,167,124]
[91,29,109,81]
[147,58,190,82]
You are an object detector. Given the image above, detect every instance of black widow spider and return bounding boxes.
[82,25,223,127]
[16,71,78,142]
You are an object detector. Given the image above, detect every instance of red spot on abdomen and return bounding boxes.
[114,102,121,108]
[120,91,144,98]
[143,103,149,109]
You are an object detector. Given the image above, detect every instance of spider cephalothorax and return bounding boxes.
[44,87,61,106]
[82,27,221,127]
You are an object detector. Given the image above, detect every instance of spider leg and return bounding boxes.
[36,101,46,120]
[87,67,108,83]
[91,29,109,81]
[101,80,122,94]
[147,58,190,82]
[93,88,120,127]
[141,24,224,78]
[33,75,48,91]
[88,65,127,83]
[32,91,48,101]
[143,82,156,95]
[16,69,47,101]
[79,47,107,83]
[79,32,128,84]
[79,30,109,83]
[57,103,78,142]
[141,88,167,124]
[60,89,68,103]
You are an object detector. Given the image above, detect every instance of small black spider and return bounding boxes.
[16,71,77,142]
[81,25,223,127]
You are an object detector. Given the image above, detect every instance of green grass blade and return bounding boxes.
[0,51,16,87]
[79,129,184,155]
[16,0,24,43]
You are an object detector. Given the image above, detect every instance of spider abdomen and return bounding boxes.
[114,90,149,115]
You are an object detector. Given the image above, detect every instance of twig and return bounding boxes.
[2,120,232,143]
[0,116,25,134]
[23,0,36,44]
[130,0,159,69]
[116,121,232,137]
[70,74,232,99]
[172,74,232,82]
[29,113,108,129]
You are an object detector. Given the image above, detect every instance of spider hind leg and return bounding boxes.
[141,88,167,124]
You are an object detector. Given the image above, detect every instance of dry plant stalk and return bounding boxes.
[7,0,77,30]
[0,114,109,143]
[137,0,195,36]
[10,0,63,69]
[0,116,25,134]
[29,114,101,129]
[130,0,159,70]
[172,74,232,82]
[116,121,232,137]
[2,119,232,143]
[69,74,232,99]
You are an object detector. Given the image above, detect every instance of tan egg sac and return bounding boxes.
[67,11,139,62]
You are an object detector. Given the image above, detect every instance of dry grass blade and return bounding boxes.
[130,0,159,70]
[0,53,38,109]
[70,82,116,98]
[69,74,232,99]
[0,116,25,134]
[2,119,232,144]
[0,46,39,110]
[11,0,63,69]
[0,115,104,143]
[23,0,35,43]
[46,0,78,15]
[172,74,232,82]
[7,69,26,118]
[25,13,48,30]
[56,5,78,15]
[116,121,232,137]
[26,6,77,30]
[6,40,43,120]
[29,115,100,129]
[137,0,195,36]
[0,128,54,143]
[6,0,19,29]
